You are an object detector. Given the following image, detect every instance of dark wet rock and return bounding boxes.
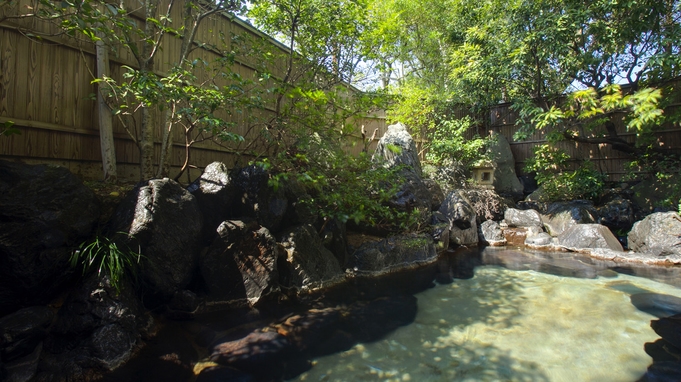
[431,212,451,252]
[201,220,280,304]
[282,178,318,228]
[196,365,254,382]
[278,224,343,291]
[187,162,240,244]
[385,170,432,226]
[516,199,549,214]
[111,178,202,298]
[273,308,342,352]
[640,361,681,382]
[504,208,543,228]
[166,290,202,320]
[439,190,478,246]
[628,212,681,257]
[0,160,100,315]
[631,294,681,318]
[542,201,597,236]
[487,132,523,199]
[3,341,41,382]
[525,186,550,204]
[557,224,623,251]
[350,234,437,275]
[317,218,348,268]
[525,232,553,247]
[210,330,294,374]
[519,174,538,196]
[231,165,288,233]
[40,274,152,378]
[0,306,53,362]
[460,189,512,223]
[651,315,681,351]
[479,220,506,246]
[422,179,445,211]
[372,122,422,176]
[597,197,636,232]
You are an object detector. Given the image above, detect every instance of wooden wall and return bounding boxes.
[0,0,387,182]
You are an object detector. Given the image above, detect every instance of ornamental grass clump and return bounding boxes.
[70,235,142,292]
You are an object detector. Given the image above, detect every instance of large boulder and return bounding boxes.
[187,162,240,244]
[439,190,478,246]
[422,179,445,211]
[372,122,422,176]
[542,201,598,236]
[487,132,523,198]
[557,224,624,251]
[504,208,543,229]
[386,170,433,225]
[200,220,280,305]
[628,212,681,256]
[278,224,344,291]
[110,178,202,298]
[0,161,100,315]
[0,306,53,363]
[349,234,438,275]
[460,189,513,223]
[37,274,152,379]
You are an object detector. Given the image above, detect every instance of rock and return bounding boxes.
[200,220,280,304]
[460,189,512,223]
[557,224,623,251]
[111,178,202,298]
[631,294,681,318]
[372,122,422,176]
[278,224,344,291]
[479,220,506,246]
[518,174,538,195]
[385,170,432,225]
[0,306,53,362]
[502,226,542,246]
[542,201,597,236]
[504,208,543,228]
[525,186,550,203]
[439,190,478,246]
[525,232,553,247]
[431,212,451,252]
[0,160,100,315]
[3,341,41,382]
[281,178,318,227]
[538,259,598,279]
[166,290,202,320]
[628,212,681,256]
[210,330,294,376]
[597,197,636,232]
[422,179,444,211]
[317,218,348,269]
[38,274,152,379]
[487,132,523,199]
[187,162,240,244]
[349,234,437,275]
[272,308,342,352]
[231,165,288,233]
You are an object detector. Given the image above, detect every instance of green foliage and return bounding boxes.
[0,120,19,136]
[525,144,605,201]
[425,115,490,168]
[258,150,422,233]
[70,235,142,292]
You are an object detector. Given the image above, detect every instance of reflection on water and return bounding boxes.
[292,248,681,382]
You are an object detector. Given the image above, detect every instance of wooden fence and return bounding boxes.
[0,0,387,182]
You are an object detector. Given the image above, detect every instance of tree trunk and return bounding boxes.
[140,107,155,180]
[156,107,173,178]
[95,36,117,183]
